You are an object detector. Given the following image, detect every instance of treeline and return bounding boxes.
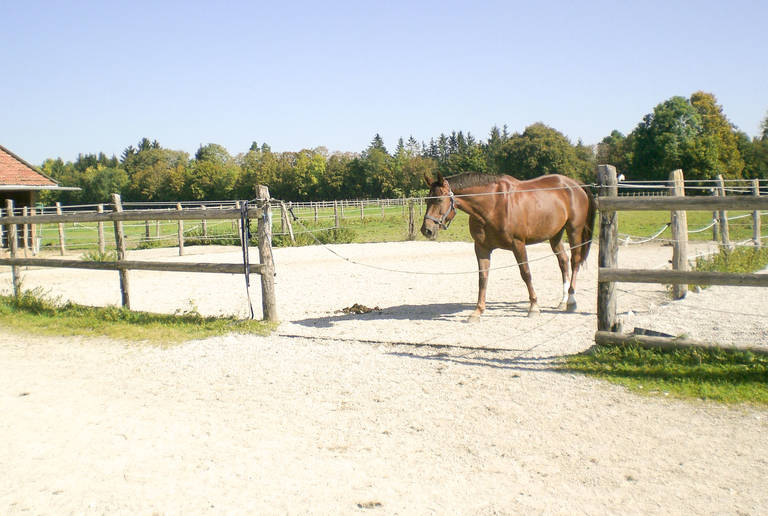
[40,91,768,205]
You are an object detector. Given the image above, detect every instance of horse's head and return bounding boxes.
[421,172,457,240]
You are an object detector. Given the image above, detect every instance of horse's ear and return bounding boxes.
[423,173,433,187]
[436,171,445,184]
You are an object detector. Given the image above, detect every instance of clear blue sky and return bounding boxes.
[2,0,766,165]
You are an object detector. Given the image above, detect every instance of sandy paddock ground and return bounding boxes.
[1,240,767,515]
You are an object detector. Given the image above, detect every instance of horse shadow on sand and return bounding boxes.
[291,300,590,329]
[286,301,590,373]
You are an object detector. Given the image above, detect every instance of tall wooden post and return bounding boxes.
[313,203,319,224]
[753,179,762,248]
[97,204,106,254]
[22,206,29,257]
[5,200,20,296]
[201,205,208,240]
[333,201,340,228]
[55,202,66,255]
[0,207,5,250]
[235,201,242,239]
[256,185,277,321]
[716,175,731,251]
[111,194,130,309]
[177,203,184,256]
[408,200,416,240]
[669,169,688,299]
[360,201,365,221]
[597,165,619,332]
[712,189,720,242]
[280,202,295,243]
[30,207,37,255]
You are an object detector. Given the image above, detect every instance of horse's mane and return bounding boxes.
[445,172,500,190]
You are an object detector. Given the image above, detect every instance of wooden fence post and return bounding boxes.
[5,200,20,296]
[334,201,340,228]
[712,189,720,242]
[256,185,277,321]
[177,203,184,256]
[55,202,66,255]
[597,164,619,332]
[280,202,295,243]
[360,201,365,221]
[22,206,29,257]
[753,179,761,248]
[408,200,416,240]
[313,203,318,224]
[201,205,208,240]
[111,194,130,309]
[669,169,688,299]
[235,201,242,239]
[0,207,5,250]
[716,175,731,250]
[30,207,38,255]
[97,204,106,254]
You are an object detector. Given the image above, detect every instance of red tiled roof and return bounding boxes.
[0,145,57,186]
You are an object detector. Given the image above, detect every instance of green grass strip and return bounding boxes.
[562,345,768,405]
[0,290,275,344]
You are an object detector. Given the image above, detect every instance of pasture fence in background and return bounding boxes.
[0,187,277,321]
[595,164,768,353]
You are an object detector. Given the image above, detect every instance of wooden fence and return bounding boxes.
[595,164,768,352]
[0,187,277,321]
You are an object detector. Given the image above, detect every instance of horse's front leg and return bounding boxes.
[469,244,491,322]
[511,241,539,317]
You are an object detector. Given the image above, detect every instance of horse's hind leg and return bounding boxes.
[550,234,570,310]
[511,241,539,317]
[565,228,583,312]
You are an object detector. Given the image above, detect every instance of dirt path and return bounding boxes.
[1,241,766,514]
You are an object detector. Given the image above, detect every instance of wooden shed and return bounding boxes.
[1,144,78,248]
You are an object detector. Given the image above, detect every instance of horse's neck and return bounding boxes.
[453,182,505,219]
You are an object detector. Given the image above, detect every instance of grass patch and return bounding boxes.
[562,344,768,405]
[0,289,275,344]
[566,242,768,405]
[694,245,768,275]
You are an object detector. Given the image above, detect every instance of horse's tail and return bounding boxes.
[579,185,597,266]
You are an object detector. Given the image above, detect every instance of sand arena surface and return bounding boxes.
[1,241,767,514]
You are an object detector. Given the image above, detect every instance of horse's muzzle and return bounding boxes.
[421,224,438,240]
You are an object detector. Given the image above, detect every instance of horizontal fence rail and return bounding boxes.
[0,207,262,225]
[597,196,768,211]
[0,257,264,275]
[599,268,768,287]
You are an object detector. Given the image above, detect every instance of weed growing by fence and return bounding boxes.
[694,246,768,275]
[0,289,275,344]
[562,344,768,405]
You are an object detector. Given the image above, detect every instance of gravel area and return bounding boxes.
[1,240,767,514]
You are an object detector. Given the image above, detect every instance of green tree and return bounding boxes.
[122,139,189,201]
[597,130,632,174]
[497,123,592,180]
[690,91,744,178]
[629,93,744,180]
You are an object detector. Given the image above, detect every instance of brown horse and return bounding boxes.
[421,172,596,321]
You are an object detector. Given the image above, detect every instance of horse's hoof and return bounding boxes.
[566,302,577,313]
[467,314,481,323]
[527,305,540,317]
[556,302,567,311]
